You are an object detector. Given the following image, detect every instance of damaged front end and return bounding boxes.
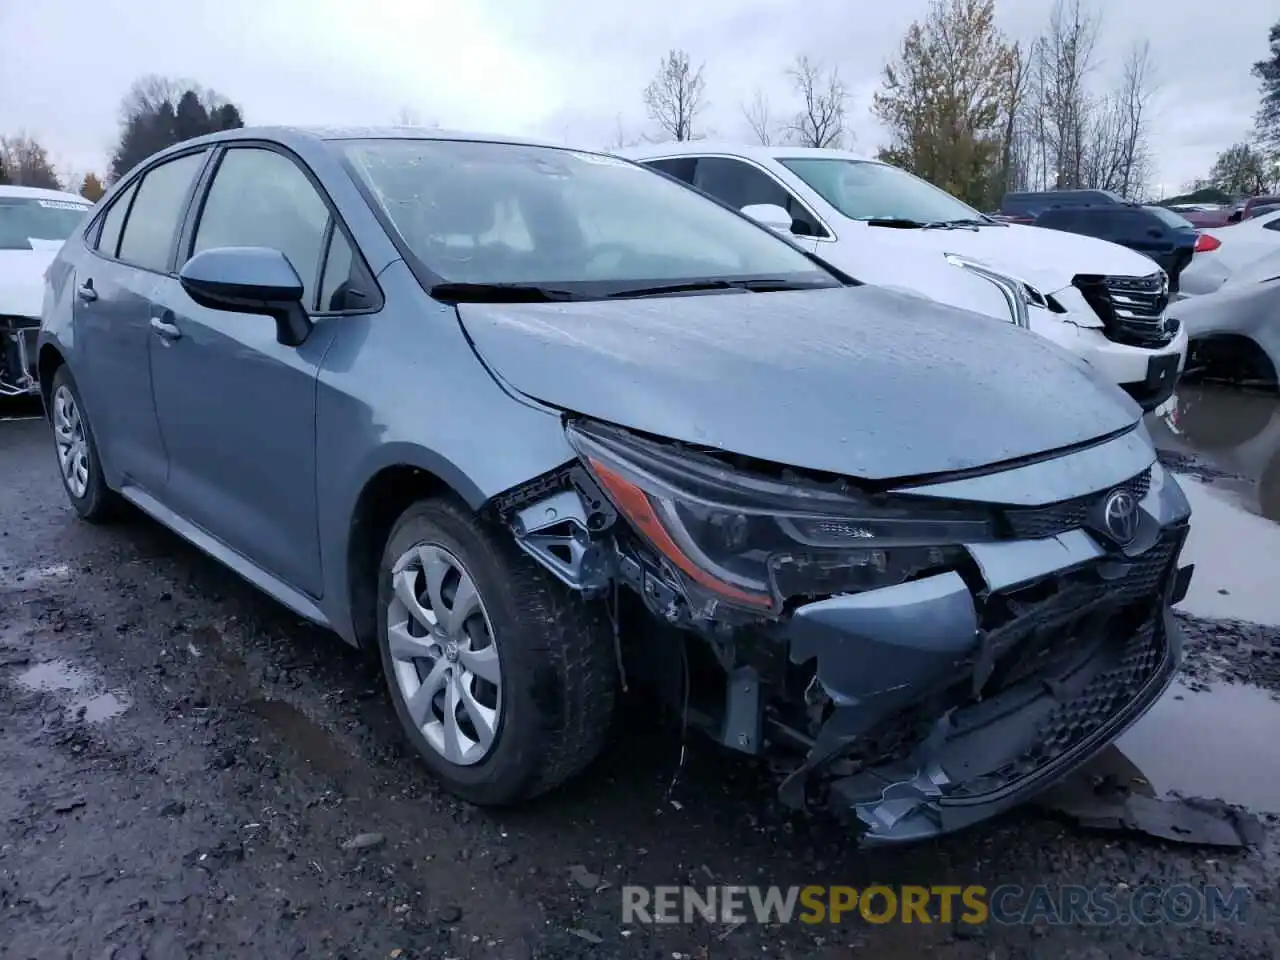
[490,418,1194,844]
[1,315,40,397]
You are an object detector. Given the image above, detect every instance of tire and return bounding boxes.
[48,365,118,523]
[376,496,616,805]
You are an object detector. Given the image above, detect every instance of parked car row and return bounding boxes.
[22,126,1195,845]
[619,143,1187,413]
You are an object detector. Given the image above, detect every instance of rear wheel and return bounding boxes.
[376,496,616,805]
[49,366,118,522]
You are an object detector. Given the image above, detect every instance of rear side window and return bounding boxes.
[191,147,331,308]
[95,181,138,258]
[642,157,697,184]
[117,151,207,272]
[1263,214,1280,232]
[691,157,828,238]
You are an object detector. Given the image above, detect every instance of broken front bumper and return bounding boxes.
[1,316,40,397]
[774,448,1193,844]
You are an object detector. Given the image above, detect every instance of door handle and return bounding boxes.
[76,281,98,302]
[150,316,182,341]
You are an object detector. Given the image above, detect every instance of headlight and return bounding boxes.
[566,421,998,614]
[945,253,1047,329]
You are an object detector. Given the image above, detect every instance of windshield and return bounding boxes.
[778,157,984,224]
[340,139,835,290]
[1147,206,1194,229]
[0,197,92,250]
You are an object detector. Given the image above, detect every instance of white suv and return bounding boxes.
[617,143,1188,413]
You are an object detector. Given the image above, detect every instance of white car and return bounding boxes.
[1,184,94,396]
[616,143,1188,413]
[1179,209,1280,297]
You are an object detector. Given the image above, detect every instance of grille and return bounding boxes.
[943,528,1182,798]
[950,620,1165,796]
[1073,273,1173,348]
[1003,468,1152,540]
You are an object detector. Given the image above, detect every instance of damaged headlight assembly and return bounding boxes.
[564,421,999,620]
[944,253,1050,329]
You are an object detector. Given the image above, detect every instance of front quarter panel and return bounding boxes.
[314,260,577,640]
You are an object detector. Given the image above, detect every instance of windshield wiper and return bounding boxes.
[859,217,960,230]
[944,217,1004,228]
[604,278,832,299]
[429,282,583,303]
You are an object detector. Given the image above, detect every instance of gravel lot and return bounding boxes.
[3,392,1280,960]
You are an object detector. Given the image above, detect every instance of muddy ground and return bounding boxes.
[3,389,1280,960]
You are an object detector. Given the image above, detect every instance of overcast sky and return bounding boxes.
[1,0,1274,195]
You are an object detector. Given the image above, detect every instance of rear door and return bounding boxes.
[146,143,366,596]
[74,151,210,492]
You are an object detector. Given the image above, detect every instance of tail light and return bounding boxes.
[1195,233,1220,253]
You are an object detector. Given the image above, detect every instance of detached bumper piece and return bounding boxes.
[779,524,1191,844]
[1,316,40,397]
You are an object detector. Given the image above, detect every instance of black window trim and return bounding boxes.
[180,139,383,317]
[638,152,836,242]
[89,178,140,260]
[84,146,214,276]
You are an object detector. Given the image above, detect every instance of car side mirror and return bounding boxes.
[178,246,313,347]
[740,203,795,234]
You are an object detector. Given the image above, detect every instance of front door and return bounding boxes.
[147,145,345,597]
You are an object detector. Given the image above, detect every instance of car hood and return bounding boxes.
[0,244,60,318]
[456,285,1140,482]
[856,222,1163,295]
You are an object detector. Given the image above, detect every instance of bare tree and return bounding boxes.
[643,49,707,142]
[787,55,849,148]
[741,88,776,145]
[1032,0,1100,188]
[997,42,1031,194]
[1113,41,1157,196]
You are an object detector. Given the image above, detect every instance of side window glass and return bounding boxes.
[317,228,356,313]
[692,158,827,238]
[643,157,697,184]
[192,148,330,307]
[95,181,138,258]
[117,152,206,272]
[1262,215,1280,233]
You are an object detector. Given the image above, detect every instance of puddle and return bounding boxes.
[1147,385,1280,521]
[1173,476,1280,625]
[12,658,131,724]
[1115,680,1280,814]
[15,658,91,693]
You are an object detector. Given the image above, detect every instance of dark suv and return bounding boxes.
[1034,205,1200,291]
[999,189,1124,224]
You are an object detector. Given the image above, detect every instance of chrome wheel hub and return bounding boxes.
[52,384,89,499]
[386,543,501,766]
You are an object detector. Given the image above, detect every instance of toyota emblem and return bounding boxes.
[1102,489,1140,545]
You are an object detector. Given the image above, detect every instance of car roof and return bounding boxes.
[146,124,566,157]
[613,140,881,164]
[0,184,93,204]
[123,125,587,182]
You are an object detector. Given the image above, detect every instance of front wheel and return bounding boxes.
[48,365,118,522]
[376,496,616,805]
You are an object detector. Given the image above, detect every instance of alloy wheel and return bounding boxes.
[386,543,502,766]
[52,384,89,499]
